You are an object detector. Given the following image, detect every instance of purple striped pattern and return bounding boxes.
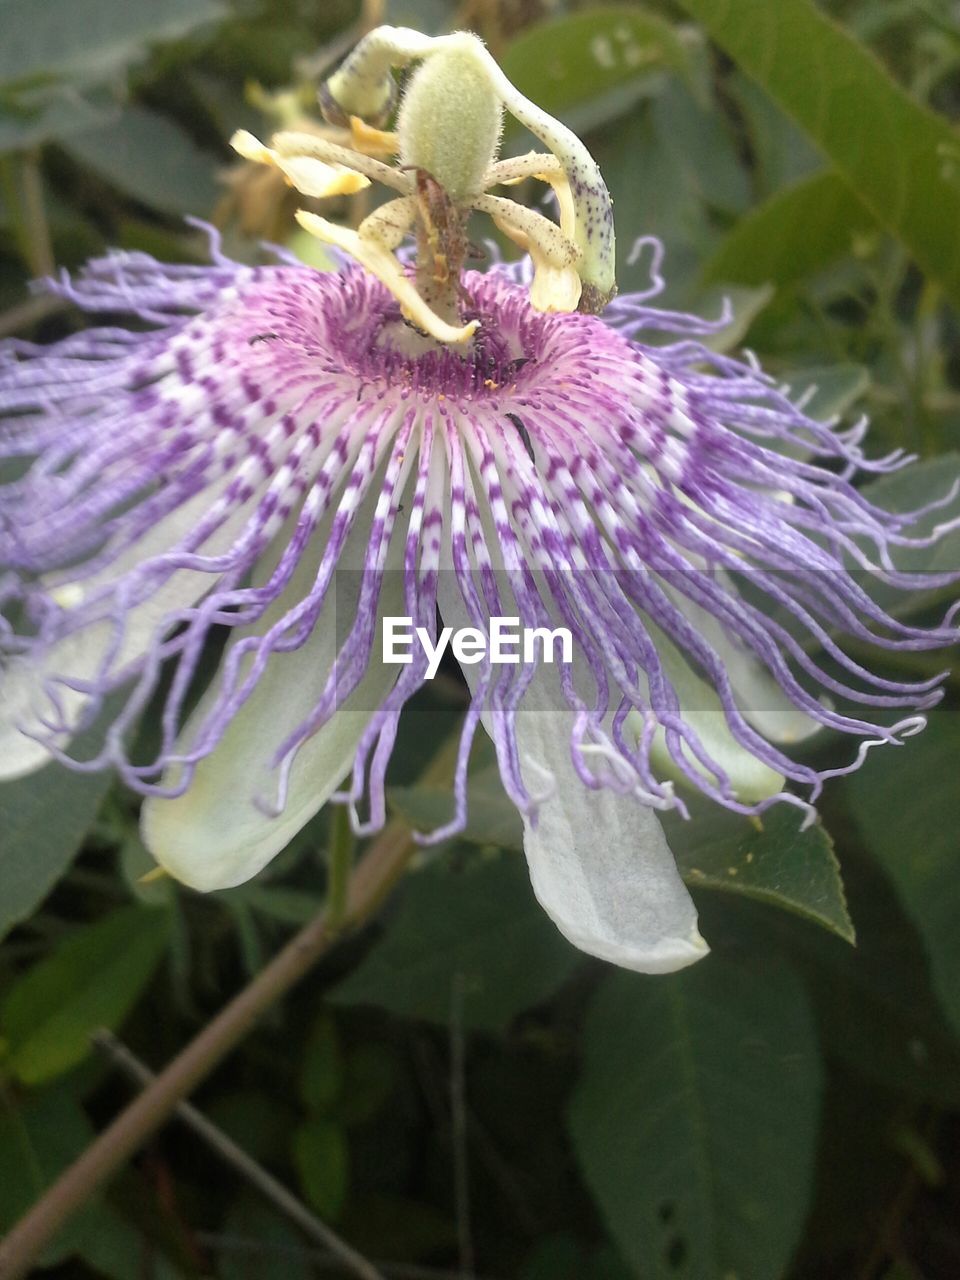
[1,226,957,841]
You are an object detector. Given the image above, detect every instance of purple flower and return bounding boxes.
[1,28,958,972]
[2,226,957,971]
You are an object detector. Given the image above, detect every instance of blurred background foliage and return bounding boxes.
[1,0,960,1277]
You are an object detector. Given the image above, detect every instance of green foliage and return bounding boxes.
[0,1085,97,1260]
[663,804,855,943]
[846,712,960,1039]
[63,105,222,216]
[569,956,823,1280]
[333,854,580,1032]
[0,905,170,1084]
[499,7,697,133]
[394,770,854,941]
[675,0,960,303]
[0,0,224,91]
[0,720,118,942]
[292,1116,349,1219]
[705,171,878,288]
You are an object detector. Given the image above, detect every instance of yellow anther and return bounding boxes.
[350,116,401,156]
[475,194,582,313]
[296,211,478,346]
[230,130,370,199]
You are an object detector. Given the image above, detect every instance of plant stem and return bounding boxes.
[0,820,416,1280]
[93,1030,386,1280]
[19,151,54,278]
[0,151,54,279]
[327,802,356,930]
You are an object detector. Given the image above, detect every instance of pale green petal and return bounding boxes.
[669,581,821,747]
[0,483,263,780]
[142,491,404,892]
[645,622,786,803]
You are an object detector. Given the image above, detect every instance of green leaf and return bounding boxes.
[332,854,580,1032]
[336,1043,396,1128]
[568,956,823,1280]
[859,454,960,623]
[299,1011,343,1115]
[292,1116,348,1220]
[860,453,960,577]
[0,87,114,153]
[0,1085,99,1264]
[591,106,715,304]
[674,0,960,303]
[499,7,696,131]
[0,738,116,945]
[663,802,855,943]
[783,363,871,422]
[0,0,225,92]
[218,1198,313,1280]
[743,839,960,1109]
[64,105,222,216]
[845,711,960,1040]
[389,763,524,850]
[704,171,878,289]
[0,905,170,1084]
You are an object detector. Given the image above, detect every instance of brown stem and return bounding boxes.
[0,820,416,1280]
[93,1030,385,1280]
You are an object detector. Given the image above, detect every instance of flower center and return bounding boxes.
[332,271,538,398]
[231,25,617,348]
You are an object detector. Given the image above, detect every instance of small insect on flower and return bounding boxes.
[1,27,958,973]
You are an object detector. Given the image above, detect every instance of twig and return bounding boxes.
[194,1232,501,1279]
[0,818,417,1280]
[0,293,65,339]
[92,1030,385,1280]
[327,802,356,930]
[20,152,54,279]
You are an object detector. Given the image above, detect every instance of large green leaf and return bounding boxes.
[705,171,878,288]
[499,6,696,133]
[0,736,117,944]
[0,0,225,92]
[663,803,854,943]
[568,956,822,1280]
[860,453,960,577]
[0,904,171,1084]
[768,842,960,1111]
[0,88,114,153]
[859,454,960,623]
[845,712,960,1040]
[674,0,960,304]
[332,854,580,1032]
[64,106,222,216]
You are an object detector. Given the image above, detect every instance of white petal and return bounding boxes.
[141,488,404,892]
[435,570,706,974]
[514,669,707,974]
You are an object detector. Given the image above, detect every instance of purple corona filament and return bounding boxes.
[1,225,957,972]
